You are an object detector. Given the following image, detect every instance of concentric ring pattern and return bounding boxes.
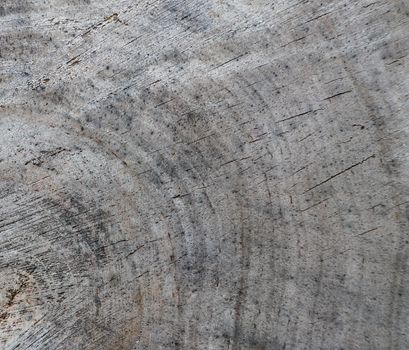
[1,0,409,349]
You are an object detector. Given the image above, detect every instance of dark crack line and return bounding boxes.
[323,90,352,101]
[276,109,323,123]
[303,154,375,194]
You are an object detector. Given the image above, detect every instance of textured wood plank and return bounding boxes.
[0,0,409,349]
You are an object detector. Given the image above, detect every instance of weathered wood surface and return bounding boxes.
[0,0,409,349]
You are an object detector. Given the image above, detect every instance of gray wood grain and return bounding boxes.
[1,0,409,349]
